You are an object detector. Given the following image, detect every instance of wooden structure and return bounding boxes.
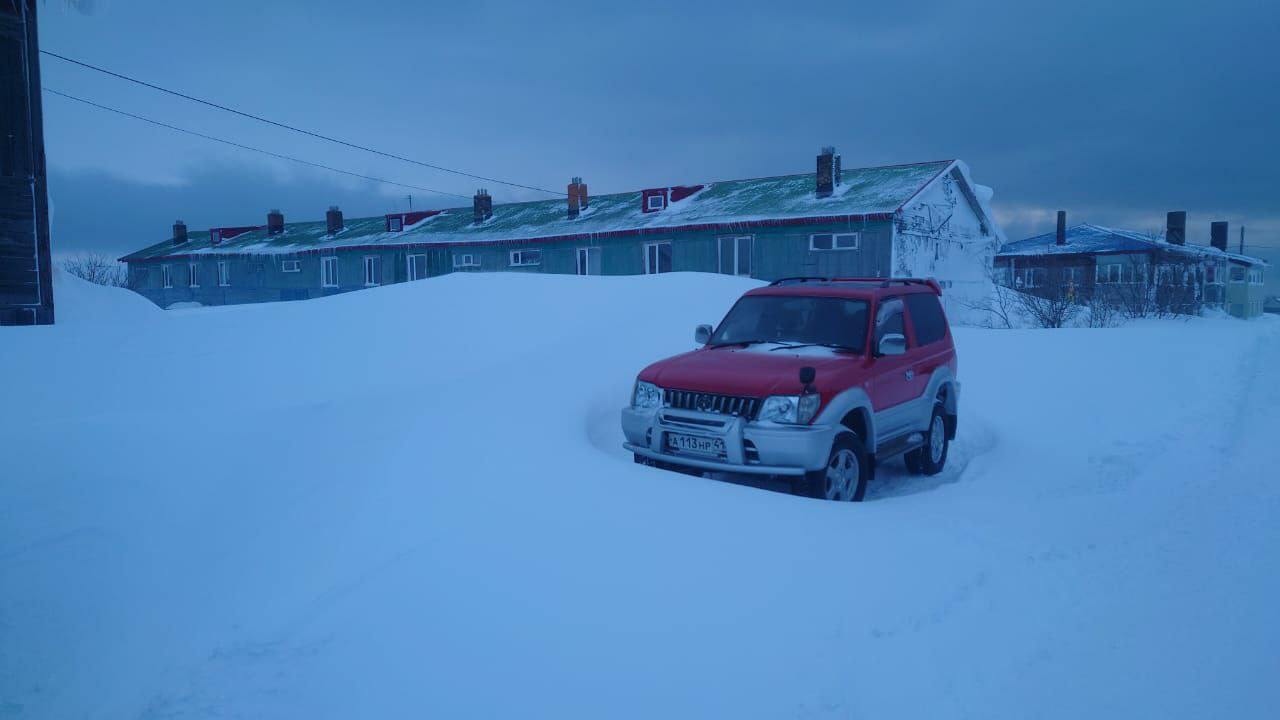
[0,0,54,325]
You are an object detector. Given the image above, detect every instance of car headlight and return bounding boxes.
[758,394,821,424]
[632,380,663,410]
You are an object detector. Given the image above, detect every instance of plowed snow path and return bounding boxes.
[2,272,1278,719]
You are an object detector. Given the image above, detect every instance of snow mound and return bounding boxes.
[2,273,1278,719]
[50,269,161,326]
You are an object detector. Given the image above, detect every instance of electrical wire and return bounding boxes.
[40,49,564,196]
[43,87,473,200]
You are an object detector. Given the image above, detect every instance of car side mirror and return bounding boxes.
[877,333,907,356]
[694,324,713,345]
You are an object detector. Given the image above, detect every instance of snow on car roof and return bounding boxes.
[120,160,954,261]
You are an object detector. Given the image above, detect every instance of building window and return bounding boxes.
[281,259,301,273]
[211,230,222,244]
[509,249,542,267]
[1016,267,1046,289]
[322,257,339,287]
[576,247,601,276]
[1062,267,1084,286]
[719,236,753,276]
[408,254,428,281]
[162,265,172,289]
[994,266,1012,287]
[364,256,381,286]
[810,232,859,251]
[217,261,230,287]
[453,253,479,269]
[188,263,200,288]
[1230,266,1246,283]
[388,216,403,232]
[1250,268,1264,285]
[1096,262,1141,284]
[645,242,672,274]
[646,194,666,211]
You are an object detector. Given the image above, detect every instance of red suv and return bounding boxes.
[621,277,959,501]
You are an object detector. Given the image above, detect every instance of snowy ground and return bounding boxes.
[2,272,1278,719]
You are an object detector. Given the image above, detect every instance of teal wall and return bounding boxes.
[126,219,894,308]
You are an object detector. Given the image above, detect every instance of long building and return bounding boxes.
[120,150,1005,314]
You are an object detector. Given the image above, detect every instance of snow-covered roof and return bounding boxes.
[121,160,954,261]
[997,224,1268,266]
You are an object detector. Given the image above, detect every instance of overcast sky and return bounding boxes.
[37,0,1280,278]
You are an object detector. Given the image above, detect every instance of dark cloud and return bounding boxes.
[47,164,425,257]
[37,0,1280,272]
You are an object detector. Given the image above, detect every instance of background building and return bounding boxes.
[0,0,55,326]
[995,212,1268,319]
[120,151,1003,317]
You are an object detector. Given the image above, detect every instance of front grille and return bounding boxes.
[665,389,761,419]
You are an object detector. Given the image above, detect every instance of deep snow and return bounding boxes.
[2,272,1278,718]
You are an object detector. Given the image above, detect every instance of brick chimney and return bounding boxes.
[1166,211,1186,245]
[816,146,837,198]
[1056,210,1066,245]
[1210,221,1228,252]
[326,206,344,235]
[267,209,284,235]
[473,189,492,224]
[568,177,588,218]
[172,220,188,246]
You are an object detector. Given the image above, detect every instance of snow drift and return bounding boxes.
[1,272,1278,718]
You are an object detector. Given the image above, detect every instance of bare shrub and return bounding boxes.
[63,253,130,288]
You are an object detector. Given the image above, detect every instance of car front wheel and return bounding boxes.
[796,433,868,502]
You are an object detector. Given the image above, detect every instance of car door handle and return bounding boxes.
[904,369,914,381]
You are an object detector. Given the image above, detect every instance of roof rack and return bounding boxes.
[768,276,831,286]
[768,276,943,293]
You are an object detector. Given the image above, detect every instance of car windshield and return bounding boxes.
[708,295,869,352]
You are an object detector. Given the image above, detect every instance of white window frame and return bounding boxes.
[809,232,860,251]
[388,216,403,232]
[364,256,381,286]
[718,235,754,276]
[646,194,666,211]
[407,254,427,281]
[1229,266,1246,284]
[509,249,542,267]
[576,247,600,276]
[188,262,200,288]
[281,259,301,273]
[162,265,172,289]
[644,241,672,275]
[321,257,339,287]
[1018,267,1045,289]
[217,261,230,287]
[453,253,479,269]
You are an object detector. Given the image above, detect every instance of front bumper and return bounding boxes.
[621,406,836,477]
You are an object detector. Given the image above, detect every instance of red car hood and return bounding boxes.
[639,346,864,398]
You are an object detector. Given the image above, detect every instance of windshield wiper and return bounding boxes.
[767,342,860,353]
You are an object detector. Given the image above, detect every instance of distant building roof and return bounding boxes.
[121,160,955,262]
[997,223,1268,266]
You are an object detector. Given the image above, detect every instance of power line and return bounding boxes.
[43,87,473,200]
[40,49,564,197]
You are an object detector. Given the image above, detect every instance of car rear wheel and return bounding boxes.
[796,433,868,502]
[905,404,949,476]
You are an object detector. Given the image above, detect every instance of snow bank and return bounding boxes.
[2,274,1278,718]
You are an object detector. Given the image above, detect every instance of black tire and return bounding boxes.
[904,404,949,476]
[795,432,869,502]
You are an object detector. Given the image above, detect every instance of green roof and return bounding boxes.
[121,160,953,261]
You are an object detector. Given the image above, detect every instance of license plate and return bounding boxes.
[666,432,725,457]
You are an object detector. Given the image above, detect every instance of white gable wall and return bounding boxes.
[891,161,1002,323]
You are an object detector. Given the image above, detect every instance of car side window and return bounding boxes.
[875,297,907,346]
[904,293,947,346]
